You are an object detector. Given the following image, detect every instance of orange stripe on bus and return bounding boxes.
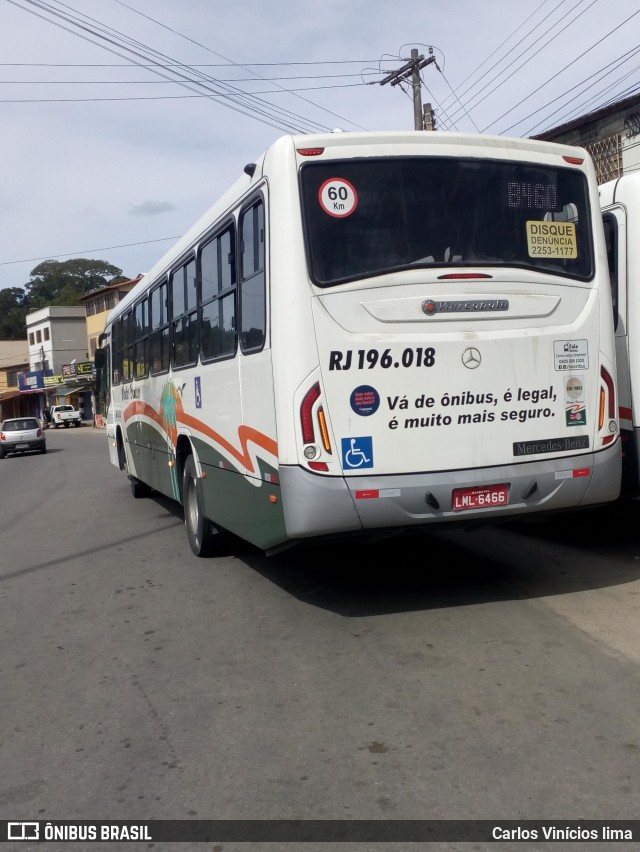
[123,400,278,473]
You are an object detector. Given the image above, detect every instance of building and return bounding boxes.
[26,305,88,374]
[0,340,31,421]
[81,275,142,359]
[21,306,90,420]
[13,278,143,424]
[80,275,142,420]
[534,93,640,184]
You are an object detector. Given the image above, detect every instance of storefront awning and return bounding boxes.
[0,390,23,402]
[57,385,91,396]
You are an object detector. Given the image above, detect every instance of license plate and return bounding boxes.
[15,443,29,449]
[452,483,509,511]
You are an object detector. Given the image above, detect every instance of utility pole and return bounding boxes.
[423,102,436,131]
[379,48,437,130]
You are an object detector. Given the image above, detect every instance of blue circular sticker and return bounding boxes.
[350,385,380,416]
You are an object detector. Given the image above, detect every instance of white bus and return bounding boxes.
[600,170,640,495]
[97,130,621,556]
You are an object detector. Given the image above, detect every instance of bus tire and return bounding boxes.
[182,455,215,557]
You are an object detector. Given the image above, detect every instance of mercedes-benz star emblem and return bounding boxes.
[462,347,481,369]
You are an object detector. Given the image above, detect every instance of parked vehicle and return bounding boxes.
[600,171,640,495]
[0,417,47,458]
[98,130,620,557]
[50,404,82,428]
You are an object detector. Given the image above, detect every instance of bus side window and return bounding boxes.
[134,297,149,379]
[150,281,170,374]
[122,310,134,382]
[239,198,266,353]
[602,213,618,332]
[200,223,237,361]
[171,258,198,368]
[112,319,121,385]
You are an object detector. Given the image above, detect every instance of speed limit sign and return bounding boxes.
[318,178,358,218]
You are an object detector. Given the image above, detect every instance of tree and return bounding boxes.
[25,258,126,308]
[0,287,28,340]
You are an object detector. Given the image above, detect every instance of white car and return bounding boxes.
[0,417,47,458]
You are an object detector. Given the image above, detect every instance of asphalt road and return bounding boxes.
[1,425,639,851]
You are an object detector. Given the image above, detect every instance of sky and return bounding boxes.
[1,0,639,293]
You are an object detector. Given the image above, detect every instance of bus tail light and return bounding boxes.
[599,365,617,444]
[437,272,493,280]
[300,383,333,467]
[317,407,332,453]
[301,382,321,444]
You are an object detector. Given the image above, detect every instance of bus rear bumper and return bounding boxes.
[279,442,621,539]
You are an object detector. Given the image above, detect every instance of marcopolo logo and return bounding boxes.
[422,299,508,316]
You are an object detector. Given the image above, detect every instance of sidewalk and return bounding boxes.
[42,420,106,434]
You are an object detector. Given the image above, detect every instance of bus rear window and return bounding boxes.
[300,156,594,286]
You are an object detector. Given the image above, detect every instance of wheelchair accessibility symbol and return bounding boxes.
[342,436,374,470]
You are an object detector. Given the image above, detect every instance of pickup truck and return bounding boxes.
[50,404,82,428]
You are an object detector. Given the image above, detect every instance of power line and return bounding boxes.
[0,72,382,84]
[439,0,579,125]
[7,0,299,132]
[519,47,640,137]
[435,68,479,131]
[491,6,640,134]
[0,83,369,104]
[563,69,640,122]
[450,0,600,128]
[8,0,333,133]
[437,0,557,113]
[0,60,385,67]
[0,237,180,267]
[110,0,367,131]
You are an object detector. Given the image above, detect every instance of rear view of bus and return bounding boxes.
[276,132,620,540]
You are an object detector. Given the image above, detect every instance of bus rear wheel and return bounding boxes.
[182,455,215,557]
